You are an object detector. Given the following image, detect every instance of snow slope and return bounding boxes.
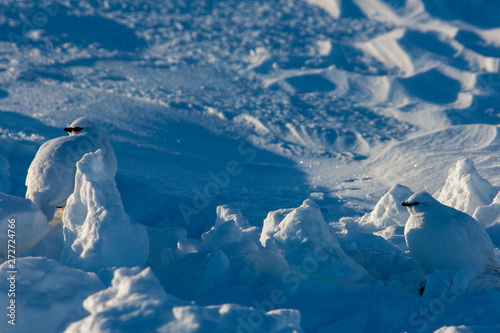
[1,0,500,332]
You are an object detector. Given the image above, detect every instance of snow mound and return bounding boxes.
[474,191,500,229]
[359,184,414,231]
[202,205,260,250]
[66,267,303,333]
[437,159,497,216]
[61,149,149,272]
[260,199,368,283]
[0,192,51,258]
[0,257,104,333]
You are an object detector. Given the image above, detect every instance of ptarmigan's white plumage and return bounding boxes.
[403,191,499,277]
[26,117,117,221]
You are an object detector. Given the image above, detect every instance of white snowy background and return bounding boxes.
[1,0,500,332]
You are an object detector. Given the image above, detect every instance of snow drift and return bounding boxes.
[0,257,104,333]
[65,266,303,333]
[0,192,51,258]
[61,149,149,272]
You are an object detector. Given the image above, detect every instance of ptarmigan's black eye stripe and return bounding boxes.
[402,201,421,207]
[63,126,84,133]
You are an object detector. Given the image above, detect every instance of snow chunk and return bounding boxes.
[202,205,259,250]
[66,267,303,333]
[474,191,500,228]
[61,149,149,272]
[437,159,497,216]
[340,230,414,284]
[359,184,414,231]
[260,199,368,283]
[64,267,183,333]
[215,205,250,228]
[0,257,104,333]
[373,225,408,252]
[203,220,242,251]
[0,192,51,258]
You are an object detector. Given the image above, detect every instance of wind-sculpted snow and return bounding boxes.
[0,192,51,258]
[474,191,500,230]
[437,159,497,217]
[65,267,303,333]
[61,149,149,272]
[358,184,414,231]
[0,257,104,333]
[261,199,368,283]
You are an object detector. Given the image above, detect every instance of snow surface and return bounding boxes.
[1,0,500,332]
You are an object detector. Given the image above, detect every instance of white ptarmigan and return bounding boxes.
[403,192,499,283]
[25,117,117,222]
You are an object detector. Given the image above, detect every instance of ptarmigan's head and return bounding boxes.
[64,117,98,136]
[402,191,437,214]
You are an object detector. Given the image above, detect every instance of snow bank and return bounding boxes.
[474,191,500,228]
[202,205,260,250]
[61,149,149,272]
[261,199,368,283]
[0,257,104,333]
[359,184,414,231]
[65,267,303,333]
[0,192,51,258]
[437,159,497,216]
